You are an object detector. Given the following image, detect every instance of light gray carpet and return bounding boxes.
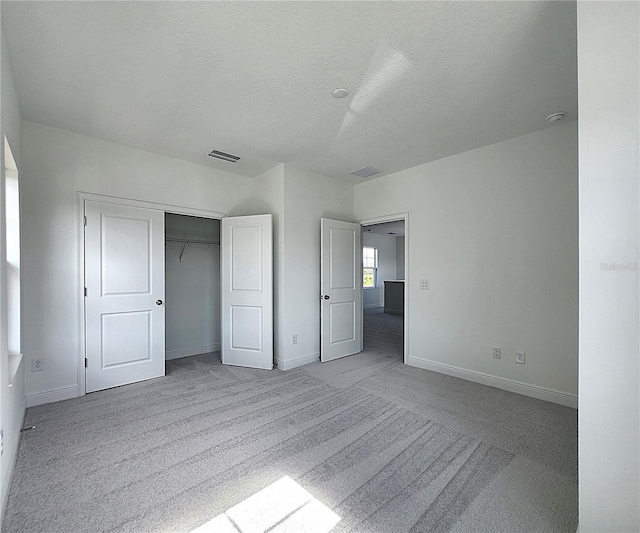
[2,310,577,532]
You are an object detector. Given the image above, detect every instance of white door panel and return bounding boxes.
[231,306,263,351]
[321,218,363,362]
[100,311,151,367]
[85,201,165,392]
[101,216,152,295]
[222,215,273,369]
[230,225,263,291]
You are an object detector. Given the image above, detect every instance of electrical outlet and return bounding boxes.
[420,279,430,290]
[516,351,526,364]
[31,358,44,372]
[493,347,501,359]
[291,334,298,345]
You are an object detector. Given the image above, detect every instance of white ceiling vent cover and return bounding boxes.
[350,166,381,178]
[208,149,241,163]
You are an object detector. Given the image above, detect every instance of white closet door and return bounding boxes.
[85,201,165,392]
[221,214,273,369]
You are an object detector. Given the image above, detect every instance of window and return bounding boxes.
[4,136,21,373]
[363,246,377,288]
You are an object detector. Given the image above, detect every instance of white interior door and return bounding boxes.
[85,201,165,393]
[320,218,363,362]
[221,214,273,369]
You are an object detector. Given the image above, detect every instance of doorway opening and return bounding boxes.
[164,213,221,368]
[361,218,406,363]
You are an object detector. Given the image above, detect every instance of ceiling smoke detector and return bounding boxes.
[546,112,566,123]
[332,88,349,98]
[208,149,241,163]
[350,166,381,178]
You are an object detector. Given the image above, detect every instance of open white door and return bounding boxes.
[85,201,165,393]
[221,214,273,369]
[320,218,363,362]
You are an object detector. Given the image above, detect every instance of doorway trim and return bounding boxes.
[76,191,226,396]
[358,212,409,364]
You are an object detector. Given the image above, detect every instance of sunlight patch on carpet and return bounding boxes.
[190,476,341,533]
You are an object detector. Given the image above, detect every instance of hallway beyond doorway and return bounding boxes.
[364,307,403,361]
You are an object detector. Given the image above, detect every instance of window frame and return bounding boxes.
[4,135,22,384]
[363,246,378,289]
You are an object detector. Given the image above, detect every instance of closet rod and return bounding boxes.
[165,238,220,262]
[165,238,220,245]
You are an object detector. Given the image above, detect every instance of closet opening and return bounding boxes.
[165,213,221,367]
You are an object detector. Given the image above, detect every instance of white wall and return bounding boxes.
[165,214,220,360]
[396,236,405,280]
[280,165,354,369]
[577,2,639,530]
[20,121,252,406]
[0,30,27,525]
[363,232,397,308]
[355,121,578,406]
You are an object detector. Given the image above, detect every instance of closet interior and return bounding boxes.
[165,213,221,361]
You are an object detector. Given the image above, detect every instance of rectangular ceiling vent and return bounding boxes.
[350,166,381,178]
[208,149,241,163]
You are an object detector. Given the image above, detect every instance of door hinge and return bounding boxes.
[83,215,87,226]
[85,358,88,368]
[84,287,87,297]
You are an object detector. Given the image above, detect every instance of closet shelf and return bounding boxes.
[165,238,220,262]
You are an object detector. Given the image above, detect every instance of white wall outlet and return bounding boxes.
[31,358,44,372]
[291,334,298,345]
[493,347,501,359]
[420,279,430,290]
[516,351,526,364]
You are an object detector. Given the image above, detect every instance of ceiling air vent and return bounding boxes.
[350,166,381,178]
[208,149,241,163]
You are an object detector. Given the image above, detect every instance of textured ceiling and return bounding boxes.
[364,221,405,238]
[1,1,577,183]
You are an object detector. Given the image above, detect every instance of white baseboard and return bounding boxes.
[27,385,78,407]
[277,352,319,371]
[407,356,578,408]
[364,303,383,310]
[166,343,221,361]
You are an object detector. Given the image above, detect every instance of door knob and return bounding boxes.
[156,299,163,305]
[323,295,330,300]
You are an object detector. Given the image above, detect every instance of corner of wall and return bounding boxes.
[577,1,640,529]
[278,165,355,367]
